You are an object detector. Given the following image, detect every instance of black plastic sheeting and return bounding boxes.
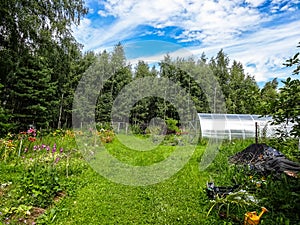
[229,144,300,176]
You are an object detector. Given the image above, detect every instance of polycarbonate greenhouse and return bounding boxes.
[198,113,293,140]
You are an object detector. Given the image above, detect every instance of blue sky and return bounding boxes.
[72,0,300,85]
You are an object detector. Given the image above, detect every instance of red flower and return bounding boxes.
[28,137,36,142]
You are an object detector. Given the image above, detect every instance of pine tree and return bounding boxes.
[7,55,58,130]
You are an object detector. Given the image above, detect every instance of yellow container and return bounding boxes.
[244,207,268,225]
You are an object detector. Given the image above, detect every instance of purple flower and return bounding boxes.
[41,144,46,149]
[60,147,63,153]
[46,146,50,151]
[24,148,28,153]
[55,157,60,164]
[33,145,37,151]
[52,143,57,153]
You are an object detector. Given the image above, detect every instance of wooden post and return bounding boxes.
[255,122,258,144]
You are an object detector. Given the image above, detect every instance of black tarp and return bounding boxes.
[229,144,300,176]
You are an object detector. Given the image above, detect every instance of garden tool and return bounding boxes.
[244,207,268,225]
[206,182,240,199]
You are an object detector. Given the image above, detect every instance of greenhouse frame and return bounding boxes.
[197,113,293,140]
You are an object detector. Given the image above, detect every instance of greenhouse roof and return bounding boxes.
[197,113,293,139]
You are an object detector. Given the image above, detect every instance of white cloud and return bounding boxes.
[77,0,268,49]
[245,0,266,7]
[188,20,300,82]
[270,0,300,12]
[72,0,300,83]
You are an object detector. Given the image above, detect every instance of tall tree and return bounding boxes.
[0,83,12,136]
[259,78,278,115]
[267,42,300,137]
[0,0,88,131]
[130,61,155,126]
[58,51,97,128]
[96,44,132,124]
[7,54,58,130]
[210,49,230,99]
[226,60,260,114]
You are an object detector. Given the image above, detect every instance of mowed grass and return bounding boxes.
[3,133,298,224]
[46,135,222,225]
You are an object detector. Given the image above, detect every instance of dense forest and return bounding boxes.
[0,0,299,137]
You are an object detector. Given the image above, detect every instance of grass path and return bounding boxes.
[50,145,214,224]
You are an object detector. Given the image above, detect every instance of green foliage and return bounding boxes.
[227,61,260,114]
[259,78,279,115]
[17,165,62,208]
[7,55,58,129]
[165,118,180,134]
[265,138,300,161]
[1,133,300,224]
[94,45,133,123]
[129,124,144,134]
[210,52,260,114]
[98,129,115,143]
[96,122,112,131]
[265,43,300,138]
[0,130,88,224]
[284,42,300,75]
[257,174,300,224]
[0,84,13,136]
[0,0,88,131]
[270,77,300,137]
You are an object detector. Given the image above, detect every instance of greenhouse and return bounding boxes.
[198,113,293,140]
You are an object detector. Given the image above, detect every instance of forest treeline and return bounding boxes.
[0,0,299,137]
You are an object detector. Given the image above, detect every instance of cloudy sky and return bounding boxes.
[72,0,300,86]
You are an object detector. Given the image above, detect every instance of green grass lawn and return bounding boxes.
[1,131,300,224]
[45,144,210,225]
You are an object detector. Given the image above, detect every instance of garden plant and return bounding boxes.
[1,127,299,224]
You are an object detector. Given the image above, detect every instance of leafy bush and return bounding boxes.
[17,164,61,208]
[257,174,300,224]
[96,122,112,131]
[165,118,180,134]
[129,124,143,134]
[98,129,115,143]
